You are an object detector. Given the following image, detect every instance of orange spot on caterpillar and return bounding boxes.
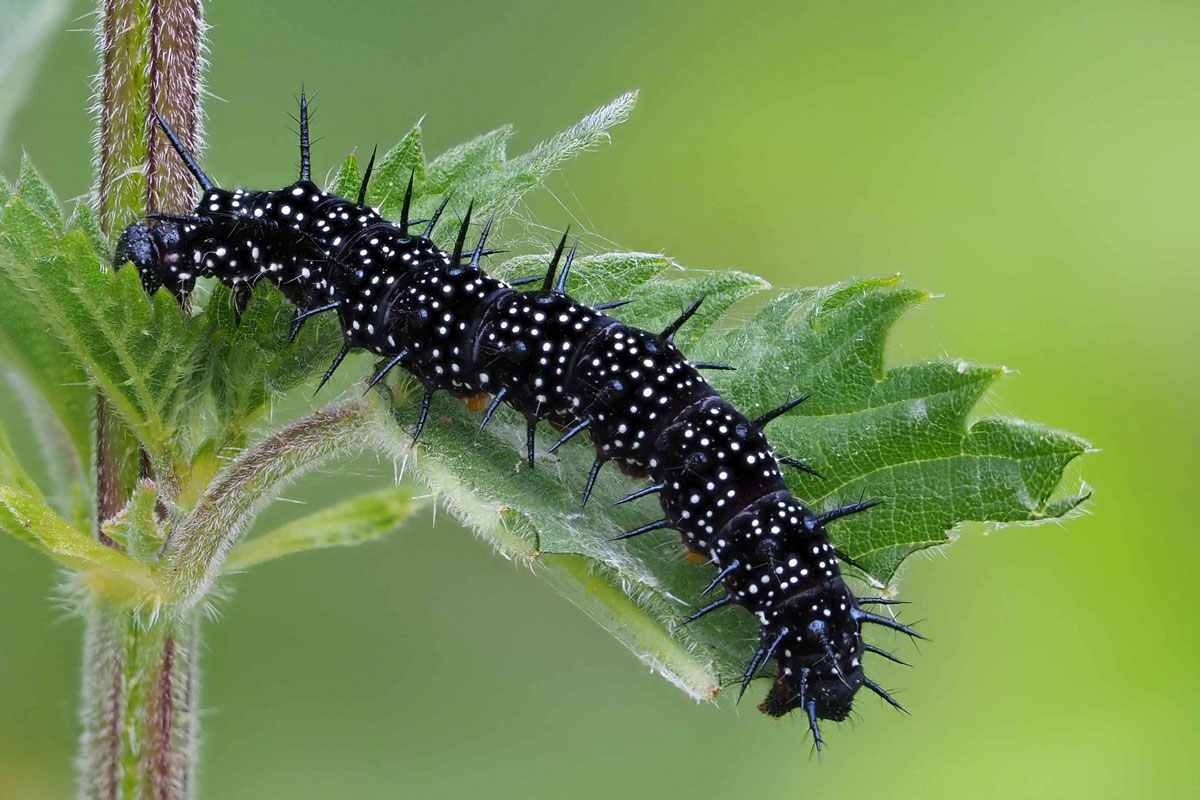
[463,393,489,413]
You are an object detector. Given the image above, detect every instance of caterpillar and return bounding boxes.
[115,96,923,749]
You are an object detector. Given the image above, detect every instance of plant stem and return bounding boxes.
[78,601,200,800]
[85,1,206,797]
[96,0,204,233]
[164,400,374,609]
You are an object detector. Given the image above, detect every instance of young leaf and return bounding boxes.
[331,94,638,251]
[100,479,166,564]
[17,155,63,231]
[423,125,513,194]
[69,199,111,263]
[489,251,674,296]
[0,195,205,471]
[445,91,637,225]
[369,125,426,219]
[0,485,152,591]
[605,269,768,351]
[692,277,1092,580]
[491,91,638,213]
[198,282,342,434]
[366,261,1089,697]
[224,486,427,572]
[328,151,364,201]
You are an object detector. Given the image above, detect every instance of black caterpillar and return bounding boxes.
[116,96,922,749]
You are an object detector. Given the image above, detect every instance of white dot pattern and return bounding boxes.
[115,164,897,728]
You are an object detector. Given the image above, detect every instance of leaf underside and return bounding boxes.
[0,92,1089,700]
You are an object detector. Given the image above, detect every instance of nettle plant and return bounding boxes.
[0,3,1089,798]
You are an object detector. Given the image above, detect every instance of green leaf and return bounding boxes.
[507,92,638,182]
[0,195,205,471]
[692,277,1092,579]
[0,485,153,592]
[606,269,768,351]
[490,251,673,299]
[369,125,425,219]
[0,416,41,498]
[451,91,636,227]
[329,94,637,251]
[198,282,341,434]
[224,486,427,571]
[368,265,1089,697]
[428,91,637,239]
[0,184,95,513]
[18,155,63,231]
[100,480,166,564]
[69,199,111,263]
[328,151,364,201]
[423,125,513,193]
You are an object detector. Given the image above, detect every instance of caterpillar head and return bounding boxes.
[114,220,190,295]
[115,221,164,293]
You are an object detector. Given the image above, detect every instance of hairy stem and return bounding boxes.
[144,0,205,217]
[84,1,206,797]
[96,0,204,232]
[95,0,149,235]
[77,601,200,800]
[164,400,374,609]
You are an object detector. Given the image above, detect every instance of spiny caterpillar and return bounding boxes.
[115,95,923,750]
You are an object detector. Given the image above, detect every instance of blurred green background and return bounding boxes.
[2,0,1197,797]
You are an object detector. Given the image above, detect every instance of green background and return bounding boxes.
[2,0,1197,797]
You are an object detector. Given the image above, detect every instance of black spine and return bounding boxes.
[115,113,921,748]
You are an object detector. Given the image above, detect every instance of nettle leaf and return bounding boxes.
[0,182,205,474]
[328,152,363,201]
[0,485,153,596]
[368,263,1089,699]
[342,93,638,249]
[0,174,96,511]
[423,125,513,194]
[0,416,41,498]
[224,486,426,572]
[69,200,111,263]
[198,282,342,435]
[18,154,64,231]
[328,126,426,214]
[489,251,673,294]
[370,126,426,219]
[99,479,166,564]
[493,91,639,211]
[690,277,1091,580]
